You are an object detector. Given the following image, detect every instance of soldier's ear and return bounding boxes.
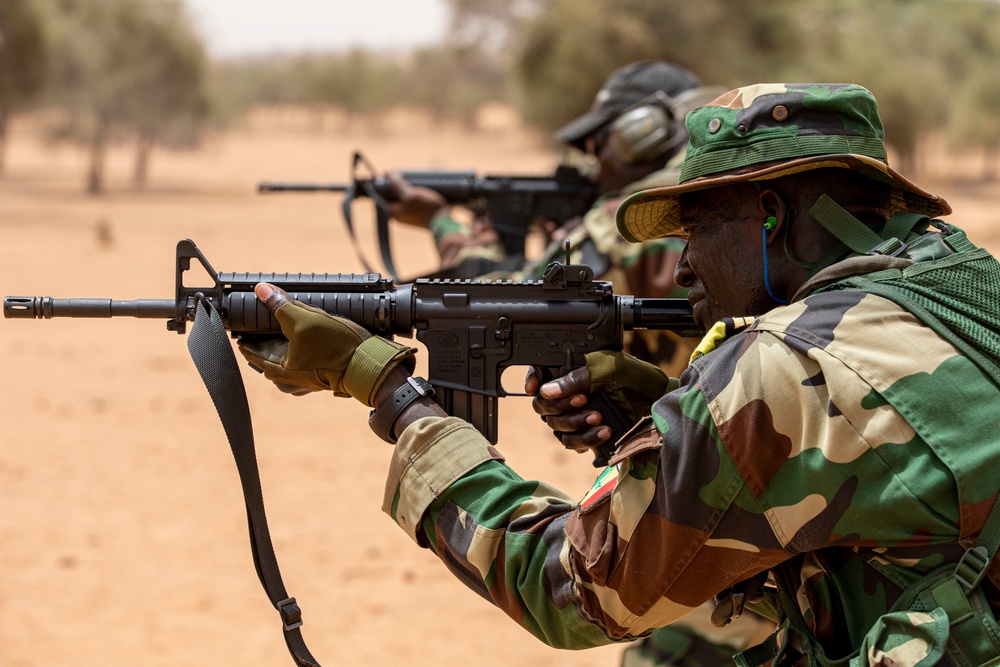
[757,189,787,243]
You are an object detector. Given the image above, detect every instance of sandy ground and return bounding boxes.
[1,114,998,667]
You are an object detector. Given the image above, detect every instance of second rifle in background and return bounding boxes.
[259,151,598,281]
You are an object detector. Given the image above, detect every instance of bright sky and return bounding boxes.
[181,0,451,58]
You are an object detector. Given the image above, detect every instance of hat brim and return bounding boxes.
[553,109,616,150]
[616,154,952,242]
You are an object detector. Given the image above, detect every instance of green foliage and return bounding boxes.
[402,45,507,127]
[307,49,405,118]
[41,0,210,192]
[0,0,48,112]
[209,44,507,130]
[949,64,1000,148]
[457,0,1000,174]
[208,50,407,128]
[9,0,1000,184]
[0,0,49,172]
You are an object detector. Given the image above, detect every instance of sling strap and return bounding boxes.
[187,296,321,667]
[340,151,401,282]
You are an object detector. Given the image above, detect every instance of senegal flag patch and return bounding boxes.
[580,465,618,511]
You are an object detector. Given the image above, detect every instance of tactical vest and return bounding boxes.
[735,209,1000,667]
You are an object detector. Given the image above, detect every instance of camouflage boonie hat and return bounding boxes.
[616,83,952,242]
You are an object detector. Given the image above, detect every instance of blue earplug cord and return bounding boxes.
[762,225,791,305]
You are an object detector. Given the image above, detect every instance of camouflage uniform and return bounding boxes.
[382,257,1000,661]
[380,85,1000,665]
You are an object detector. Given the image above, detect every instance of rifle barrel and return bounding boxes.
[257,183,348,193]
[632,298,700,336]
[4,296,177,319]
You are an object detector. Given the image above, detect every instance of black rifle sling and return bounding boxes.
[187,297,321,667]
[366,178,401,283]
[340,153,402,282]
[339,181,378,276]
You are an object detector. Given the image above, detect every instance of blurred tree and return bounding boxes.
[199,0,1000,177]
[307,49,405,131]
[444,0,546,52]
[45,0,209,194]
[949,63,1000,179]
[207,50,405,133]
[401,44,507,128]
[938,0,1000,179]
[0,0,48,174]
[505,0,811,133]
[119,1,209,187]
[457,0,1000,176]
[786,0,942,173]
[207,54,310,130]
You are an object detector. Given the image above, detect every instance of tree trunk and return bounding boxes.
[133,133,153,188]
[87,118,109,195]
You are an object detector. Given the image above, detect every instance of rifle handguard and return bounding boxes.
[369,376,436,444]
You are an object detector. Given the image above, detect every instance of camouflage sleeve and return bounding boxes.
[381,293,978,650]
[381,397,775,647]
[385,415,617,648]
[429,211,507,268]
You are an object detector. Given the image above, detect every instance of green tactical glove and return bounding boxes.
[238,284,416,406]
[584,350,675,424]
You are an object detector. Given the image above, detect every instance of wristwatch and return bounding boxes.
[369,376,436,444]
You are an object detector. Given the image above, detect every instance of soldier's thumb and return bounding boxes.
[254,282,292,313]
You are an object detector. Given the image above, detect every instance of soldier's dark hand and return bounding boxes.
[238,282,416,406]
[385,171,449,229]
[525,366,612,453]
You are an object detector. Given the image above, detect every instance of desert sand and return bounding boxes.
[1,111,997,667]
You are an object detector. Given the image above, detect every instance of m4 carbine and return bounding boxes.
[5,238,697,464]
[4,238,699,667]
[258,151,599,281]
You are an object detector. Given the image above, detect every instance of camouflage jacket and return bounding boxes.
[382,252,1000,663]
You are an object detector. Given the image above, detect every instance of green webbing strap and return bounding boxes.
[732,634,778,667]
[803,199,939,279]
[881,211,928,244]
[809,195,890,255]
[733,580,805,667]
[944,226,977,253]
[958,489,1000,593]
[978,492,1000,559]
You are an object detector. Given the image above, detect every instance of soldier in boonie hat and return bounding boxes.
[237,81,1000,667]
[617,83,951,243]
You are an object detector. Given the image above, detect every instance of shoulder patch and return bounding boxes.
[580,465,619,512]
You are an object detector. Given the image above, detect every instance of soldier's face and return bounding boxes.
[675,187,775,329]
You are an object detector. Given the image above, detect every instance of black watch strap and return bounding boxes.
[368,376,436,444]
